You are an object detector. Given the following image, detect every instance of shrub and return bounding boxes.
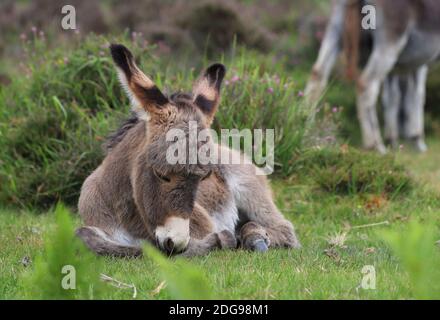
[296,146,413,196]
[0,35,135,208]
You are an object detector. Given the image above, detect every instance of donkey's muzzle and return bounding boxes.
[163,237,175,253]
[155,216,190,254]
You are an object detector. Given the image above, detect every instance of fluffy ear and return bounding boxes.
[110,44,169,117]
[192,63,226,123]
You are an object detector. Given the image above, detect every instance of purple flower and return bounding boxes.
[267,87,274,94]
[297,91,304,97]
[332,106,339,113]
[231,75,240,83]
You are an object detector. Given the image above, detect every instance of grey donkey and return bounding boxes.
[306,0,440,153]
[76,44,300,257]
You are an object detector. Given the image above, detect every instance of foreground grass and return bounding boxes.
[1,143,439,299]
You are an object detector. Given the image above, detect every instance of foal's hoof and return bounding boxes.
[252,239,269,252]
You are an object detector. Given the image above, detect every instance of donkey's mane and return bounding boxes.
[103,114,140,153]
[104,92,195,153]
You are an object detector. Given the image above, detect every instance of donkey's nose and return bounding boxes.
[163,237,175,253]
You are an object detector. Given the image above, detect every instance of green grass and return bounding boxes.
[1,141,439,299]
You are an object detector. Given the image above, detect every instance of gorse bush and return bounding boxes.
[0,34,313,209]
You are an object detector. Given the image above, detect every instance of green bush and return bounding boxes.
[0,35,134,208]
[296,146,413,196]
[0,34,312,209]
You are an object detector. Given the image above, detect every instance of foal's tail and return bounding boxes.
[76,226,142,258]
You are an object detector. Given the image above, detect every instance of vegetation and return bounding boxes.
[0,0,439,300]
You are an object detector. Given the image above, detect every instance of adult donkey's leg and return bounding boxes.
[305,0,347,102]
[382,74,402,150]
[357,31,408,153]
[402,65,429,152]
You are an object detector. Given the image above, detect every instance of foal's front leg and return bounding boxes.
[181,231,237,257]
[180,203,237,257]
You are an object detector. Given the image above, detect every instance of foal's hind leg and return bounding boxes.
[228,169,300,249]
[76,226,143,258]
[238,221,270,252]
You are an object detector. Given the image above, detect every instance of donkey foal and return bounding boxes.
[76,44,300,257]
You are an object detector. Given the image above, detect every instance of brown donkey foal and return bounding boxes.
[76,44,300,257]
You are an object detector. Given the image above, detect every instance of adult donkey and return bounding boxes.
[76,44,300,257]
[306,0,440,153]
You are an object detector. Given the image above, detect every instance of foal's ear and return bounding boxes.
[192,63,226,123]
[110,44,169,117]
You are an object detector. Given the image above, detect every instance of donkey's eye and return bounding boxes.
[201,170,212,181]
[153,170,171,183]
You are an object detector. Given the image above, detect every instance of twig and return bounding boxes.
[100,273,137,299]
[351,221,390,230]
[150,280,167,297]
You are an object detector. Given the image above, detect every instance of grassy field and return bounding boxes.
[1,141,439,300]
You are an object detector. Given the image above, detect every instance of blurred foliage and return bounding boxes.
[144,244,213,299]
[381,220,440,299]
[22,203,106,299]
